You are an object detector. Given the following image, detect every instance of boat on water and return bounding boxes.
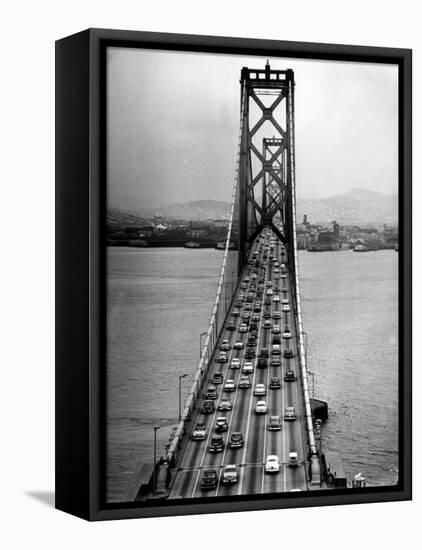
[353,244,369,252]
[215,241,237,250]
[184,241,200,249]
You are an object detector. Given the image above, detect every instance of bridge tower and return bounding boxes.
[238,62,296,273]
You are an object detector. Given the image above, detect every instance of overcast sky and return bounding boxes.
[107,47,398,212]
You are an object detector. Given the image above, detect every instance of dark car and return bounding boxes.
[264,298,271,305]
[284,370,296,382]
[272,335,281,345]
[215,417,228,432]
[269,377,281,389]
[245,348,256,358]
[247,339,257,348]
[229,432,244,448]
[201,469,218,490]
[250,323,258,332]
[260,348,269,358]
[268,415,282,431]
[283,348,294,359]
[257,358,268,369]
[211,372,223,384]
[201,400,215,414]
[205,385,218,400]
[209,434,224,453]
[227,322,236,331]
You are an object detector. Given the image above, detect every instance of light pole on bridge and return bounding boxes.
[178,373,189,422]
[200,331,207,359]
[152,425,160,493]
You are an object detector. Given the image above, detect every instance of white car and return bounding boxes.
[254,383,266,396]
[255,400,268,414]
[289,452,298,468]
[224,379,235,392]
[282,299,289,305]
[273,295,280,302]
[272,325,280,334]
[264,320,272,330]
[234,341,244,350]
[266,288,273,296]
[239,323,248,333]
[283,329,292,339]
[220,339,230,351]
[282,304,290,312]
[242,362,254,374]
[230,358,241,369]
[265,455,280,473]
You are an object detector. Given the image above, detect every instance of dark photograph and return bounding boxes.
[105,47,398,504]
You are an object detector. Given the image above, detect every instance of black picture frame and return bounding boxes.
[55,28,412,521]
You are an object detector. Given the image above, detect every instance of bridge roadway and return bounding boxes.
[168,228,309,498]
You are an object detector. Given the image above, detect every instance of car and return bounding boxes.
[272,325,280,334]
[229,432,244,448]
[253,305,262,313]
[266,289,273,296]
[282,304,291,312]
[284,370,296,382]
[231,309,240,317]
[273,294,280,302]
[191,422,207,440]
[244,276,250,283]
[250,322,258,331]
[264,320,272,330]
[273,311,281,320]
[201,400,215,414]
[234,341,244,350]
[254,383,266,396]
[272,335,281,345]
[244,303,252,311]
[239,375,250,389]
[242,361,254,374]
[263,312,271,319]
[257,358,268,369]
[282,299,289,305]
[264,298,271,305]
[255,400,268,414]
[234,300,243,307]
[239,323,248,333]
[230,358,241,369]
[271,358,281,367]
[252,314,260,322]
[222,464,239,485]
[273,286,280,292]
[274,268,280,274]
[224,379,235,392]
[281,273,287,279]
[268,415,282,431]
[218,399,232,411]
[283,348,294,358]
[242,312,251,321]
[215,417,228,432]
[201,469,218,490]
[266,281,272,287]
[245,349,256,358]
[205,385,218,400]
[265,455,280,473]
[247,339,257,348]
[217,352,228,363]
[211,372,223,384]
[283,329,292,339]
[260,348,269,358]
[269,377,281,389]
[281,287,288,293]
[227,322,236,331]
[284,406,296,420]
[289,452,298,468]
[209,434,224,453]
[272,344,281,355]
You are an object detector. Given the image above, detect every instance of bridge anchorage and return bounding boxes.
[136,64,346,502]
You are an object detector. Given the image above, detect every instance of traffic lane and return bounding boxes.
[242,406,267,495]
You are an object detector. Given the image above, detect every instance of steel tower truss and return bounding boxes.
[238,63,295,267]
